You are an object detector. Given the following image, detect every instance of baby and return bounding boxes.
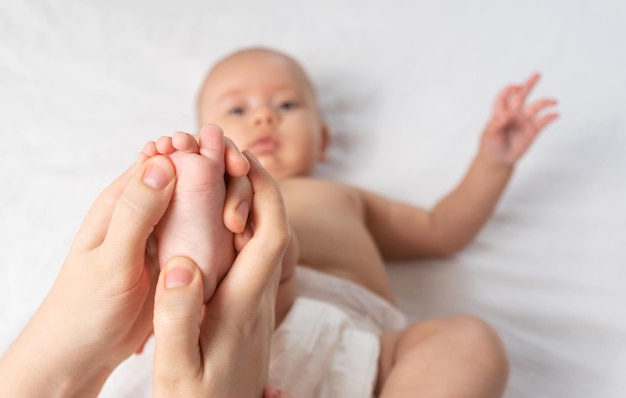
[152,47,559,397]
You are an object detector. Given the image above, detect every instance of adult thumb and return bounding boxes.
[153,257,203,385]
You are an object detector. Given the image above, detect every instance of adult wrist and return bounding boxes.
[0,313,114,397]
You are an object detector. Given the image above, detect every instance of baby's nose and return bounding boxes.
[253,106,278,126]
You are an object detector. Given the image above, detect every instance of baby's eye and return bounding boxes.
[278,101,298,111]
[228,107,245,116]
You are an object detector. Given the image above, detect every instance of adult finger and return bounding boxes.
[224,134,250,178]
[223,176,253,234]
[72,159,142,251]
[197,155,285,395]
[153,257,204,389]
[101,155,176,268]
[217,151,289,306]
[233,219,254,253]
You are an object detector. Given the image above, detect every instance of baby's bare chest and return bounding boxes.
[280,179,387,283]
[280,179,365,243]
[283,180,378,260]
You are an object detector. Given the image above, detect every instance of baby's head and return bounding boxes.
[197,47,328,180]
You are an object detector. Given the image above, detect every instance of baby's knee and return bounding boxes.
[401,315,508,374]
[442,315,509,377]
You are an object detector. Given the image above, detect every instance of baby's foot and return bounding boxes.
[145,126,234,302]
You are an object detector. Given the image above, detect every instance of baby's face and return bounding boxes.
[198,50,327,180]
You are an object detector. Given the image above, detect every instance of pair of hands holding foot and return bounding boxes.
[0,125,290,398]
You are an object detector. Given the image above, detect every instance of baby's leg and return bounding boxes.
[148,127,234,302]
[376,316,508,397]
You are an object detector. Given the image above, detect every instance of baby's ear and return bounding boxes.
[317,123,330,162]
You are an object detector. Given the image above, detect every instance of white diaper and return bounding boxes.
[269,266,407,398]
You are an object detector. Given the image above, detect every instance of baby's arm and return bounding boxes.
[365,73,558,259]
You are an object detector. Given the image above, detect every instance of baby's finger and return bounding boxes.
[101,155,176,269]
[526,98,558,118]
[491,86,517,128]
[494,86,517,113]
[516,72,541,107]
[534,112,560,133]
[224,175,253,234]
[504,85,524,110]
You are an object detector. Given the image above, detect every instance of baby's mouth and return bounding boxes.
[250,135,279,154]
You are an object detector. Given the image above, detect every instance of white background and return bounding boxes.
[1,1,625,396]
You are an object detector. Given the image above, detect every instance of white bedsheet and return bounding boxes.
[1,1,625,397]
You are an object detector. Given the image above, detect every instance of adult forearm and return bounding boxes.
[0,342,109,398]
[0,313,112,397]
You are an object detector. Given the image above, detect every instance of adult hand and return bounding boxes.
[153,153,291,398]
[0,139,253,397]
[0,155,176,397]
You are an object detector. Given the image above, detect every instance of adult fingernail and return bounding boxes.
[165,258,195,288]
[143,157,173,190]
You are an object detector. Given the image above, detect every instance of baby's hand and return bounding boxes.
[480,73,559,165]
